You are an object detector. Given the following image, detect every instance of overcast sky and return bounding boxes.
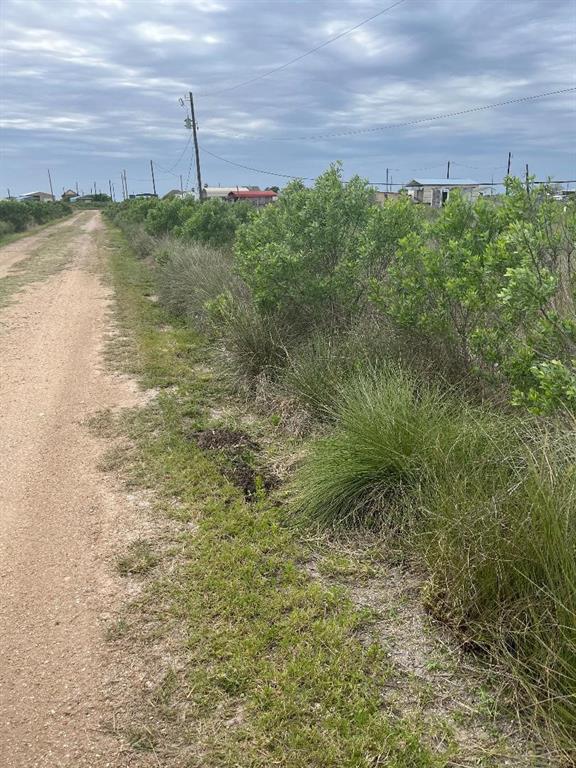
[1,0,575,198]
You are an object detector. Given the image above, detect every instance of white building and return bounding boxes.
[405,178,481,208]
[202,186,250,201]
[19,191,55,202]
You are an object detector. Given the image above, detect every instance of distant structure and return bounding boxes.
[128,193,158,199]
[405,178,481,208]
[162,189,194,200]
[372,190,402,205]
[19,191,55,202]
[202,186,250,201]
[227,189,278,207]
[61,189,77,201]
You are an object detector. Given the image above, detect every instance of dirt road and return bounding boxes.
[0,212,141,766]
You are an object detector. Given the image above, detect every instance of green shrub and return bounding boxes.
[178,198,253,248]
[145,197,197,237]
[370,181,576,412]
[0,199,71,232]
[234,163,375,327]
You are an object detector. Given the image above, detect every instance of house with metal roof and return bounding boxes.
[19,191,55,202]
[202,186,250,200]
[405,178,481,208]
[227,189,278,207]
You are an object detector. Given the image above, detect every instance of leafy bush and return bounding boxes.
[0,199,71,232]
[370,180,576,412]
[235,163,375,326]
[145,197,197,237]
[178,198,254,248]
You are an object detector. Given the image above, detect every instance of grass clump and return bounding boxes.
[422,421,576,748]
[292,368,504,529]
[293,369,576,753]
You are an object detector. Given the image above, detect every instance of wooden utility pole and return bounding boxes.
[75,181,79,195]
[47,169,54,199]
[525,163,530,193]
[188,92,203,201]
[179,174,183,194]
[109,179,113,200]
[386,167,389,193]
[150,160,157,197]
[507,151,512,176]
[7,188,11,199]
[122,169,129,199]
[446,161,450,180]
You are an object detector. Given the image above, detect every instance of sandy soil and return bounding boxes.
[0,215,83,279]
[0,212,143,767]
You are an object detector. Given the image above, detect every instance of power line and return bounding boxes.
[200,146,576,188]
[269,87,576,141]
[197,0,407,97]
[155,134,192,176]
[452,161,505,171]
[200,146,315,181]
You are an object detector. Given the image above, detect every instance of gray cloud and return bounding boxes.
[1,0,574,196]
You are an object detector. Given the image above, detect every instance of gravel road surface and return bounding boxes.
[0,212,142,767]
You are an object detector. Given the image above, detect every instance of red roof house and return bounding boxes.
[227,189,278,207]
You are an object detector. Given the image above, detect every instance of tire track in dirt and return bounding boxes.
[0,212,145,767]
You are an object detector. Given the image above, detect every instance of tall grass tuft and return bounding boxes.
[292,368,506,529]
[293,369,576,749]
[422,419,576,747]
[154,238,244,330]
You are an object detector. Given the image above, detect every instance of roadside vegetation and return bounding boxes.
[0,198,72,243]
[105,164,575,760]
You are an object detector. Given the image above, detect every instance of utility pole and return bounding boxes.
[179,174,183,194]
[446,160,450,180]
[386,167,389,194]
[109,179,113,200]
[525,163,530,193]
[122,169,129,199]
[47,169,54,199]
[149,160,157,197]
[7,188,11,199]
[506,151,512,176]
[188,92,203,201]
[76,181,79,195]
